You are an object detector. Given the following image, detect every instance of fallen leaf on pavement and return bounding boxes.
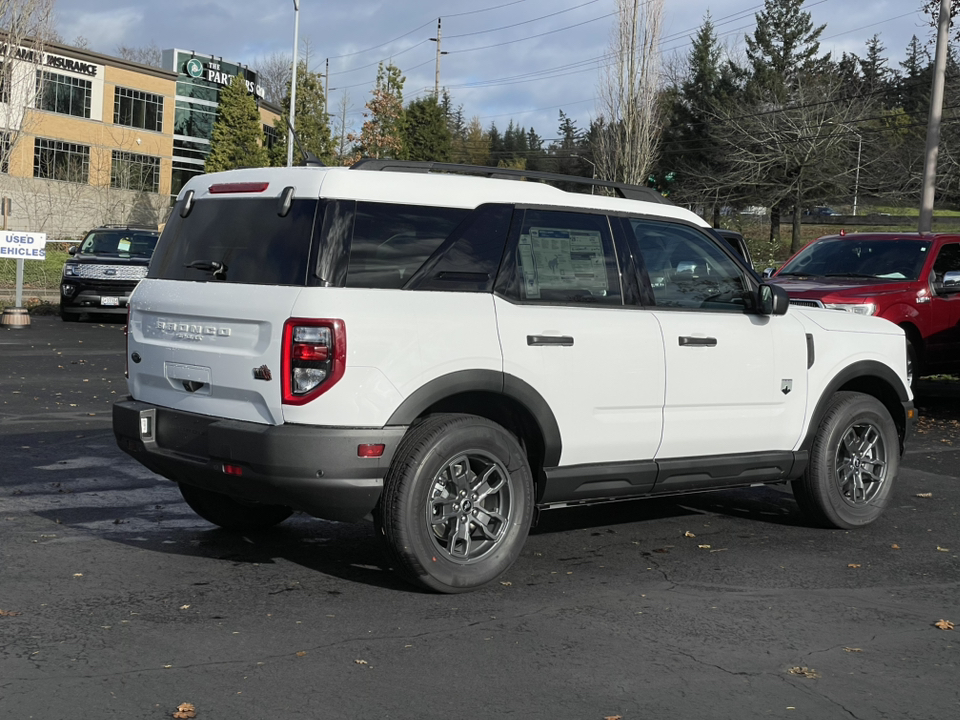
[847,564,861,568]
[698,544,711,549]
[934,619,954,630]
[684,531,696,538]
[355,659,368,665]
[916,493,933,498]
[179,605,190,610]
[500,581,512,586]
[788,666,820,678]
[891,544,900,549]
[296,651,307,657]
[173,702,196,719]
[936,547,950,552]
[604,715,623,720]
[844,648,862,652]
[0,609,21,617]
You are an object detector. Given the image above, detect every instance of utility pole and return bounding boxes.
[429,18,448,97]
[325,58,329,102]
[919,0,952,233]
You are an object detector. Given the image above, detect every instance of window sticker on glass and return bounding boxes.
[519,227,609,299]
[117,238,131,253]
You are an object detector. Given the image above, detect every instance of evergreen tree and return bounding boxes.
[861,35,891,95]
[898,35,932,115]
[205,74,269,173]
[270,60,335,166]
[744,0,829,102]
[487,123,503,166]
[349,62,406,160]
[403,95,452,161]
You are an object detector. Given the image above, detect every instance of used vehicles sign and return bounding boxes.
[0,232,47,259]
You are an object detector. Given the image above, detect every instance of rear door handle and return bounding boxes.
[528,335,574,347]
[678,336,717,347]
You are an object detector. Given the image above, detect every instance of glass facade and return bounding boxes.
[163,49,268,196]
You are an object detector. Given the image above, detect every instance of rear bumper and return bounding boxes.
[113,398,407,522]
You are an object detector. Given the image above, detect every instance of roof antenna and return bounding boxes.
[285,117,324,167]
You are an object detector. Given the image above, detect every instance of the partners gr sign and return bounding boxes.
[0,232,47,260]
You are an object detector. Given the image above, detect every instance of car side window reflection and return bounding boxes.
[628,219,748,310]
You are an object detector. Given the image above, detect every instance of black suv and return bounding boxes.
[60,225,160,322]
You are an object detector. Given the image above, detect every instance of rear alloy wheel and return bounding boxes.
[378,415,534,593]
[178,483,293,531]
[792,391,898,529]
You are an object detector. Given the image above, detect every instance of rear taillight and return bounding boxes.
[281,318,346,405]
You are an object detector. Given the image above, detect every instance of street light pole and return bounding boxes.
[919,0,952,233]
[286,0,300,168]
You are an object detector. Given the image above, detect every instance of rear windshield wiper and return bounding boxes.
[184,259,228,280]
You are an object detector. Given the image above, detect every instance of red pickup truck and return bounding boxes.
[770,232,960,384]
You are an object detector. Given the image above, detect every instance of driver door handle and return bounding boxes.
[528,335,575,347]
[679,336,717,347]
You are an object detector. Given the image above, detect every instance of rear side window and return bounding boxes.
[148,197,319,285]
[345,203,469,289]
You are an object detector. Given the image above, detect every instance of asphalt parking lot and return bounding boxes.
[1,315,959,719]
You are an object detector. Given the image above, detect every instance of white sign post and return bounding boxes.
[1,231,47,329]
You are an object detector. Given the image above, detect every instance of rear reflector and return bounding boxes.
[358,444,385,458]
[209,182,269,194]
[222,464,244,476]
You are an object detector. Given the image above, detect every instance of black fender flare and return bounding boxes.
[385,369,562,467]
[800,360,910,453]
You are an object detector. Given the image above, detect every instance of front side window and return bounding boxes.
[508,209,622,306]
[114,87,163,132]
[629,219,748,310]
[111,151,160,193]
[933,243,960,276]
[34,138,89,183]
[36,71,91,118]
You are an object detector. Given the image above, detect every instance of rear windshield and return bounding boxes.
[149,197,319,285]
[80,230,158,258]
[779,238,932,280]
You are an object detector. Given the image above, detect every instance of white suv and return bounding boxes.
[113,161,914,593]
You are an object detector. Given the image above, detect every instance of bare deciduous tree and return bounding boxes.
[594,0,664,186]
[115,42,162,68]
[254,51,292,106]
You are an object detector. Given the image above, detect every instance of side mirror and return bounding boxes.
[67,245,77,256]
[943,270,960,292]
[762,267,775,278]
[758,283,790,315]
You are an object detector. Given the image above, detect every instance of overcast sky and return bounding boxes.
[57,0,934,141]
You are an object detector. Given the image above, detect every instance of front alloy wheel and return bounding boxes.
[792,391,899,528]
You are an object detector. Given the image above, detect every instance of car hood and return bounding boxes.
[771,276,913,301]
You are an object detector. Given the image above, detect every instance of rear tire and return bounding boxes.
[792,392,898,529]
[178,483,293,531]
[378,415,534,593]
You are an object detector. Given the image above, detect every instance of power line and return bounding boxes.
[446,0,603,39]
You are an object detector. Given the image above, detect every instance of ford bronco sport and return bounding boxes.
[113,161,913,593]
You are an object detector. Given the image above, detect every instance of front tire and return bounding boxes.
[178,483,293,531]
[792,392,899,529]
[378,415,534,593]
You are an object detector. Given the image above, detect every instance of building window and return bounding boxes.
[36,71,92,118]
[34,138,90,183]
[114,87,163,132]
[111,151,160,193]
[263,123,278,150]
[0,132,9,174]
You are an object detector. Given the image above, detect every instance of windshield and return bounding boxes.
[79,230,159,258]
[779,238,931,280]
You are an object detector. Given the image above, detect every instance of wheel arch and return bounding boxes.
[385,370,562,473]
[802,360,910,455]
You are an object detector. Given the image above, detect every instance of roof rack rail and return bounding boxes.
[349,159,672,204]
[97,223,159,230]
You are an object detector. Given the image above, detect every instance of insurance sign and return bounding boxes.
[0,232,47,260]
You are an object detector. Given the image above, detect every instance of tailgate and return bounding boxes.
[127,279,302,425]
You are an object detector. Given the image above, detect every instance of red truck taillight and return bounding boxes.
[281,318,346,405]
